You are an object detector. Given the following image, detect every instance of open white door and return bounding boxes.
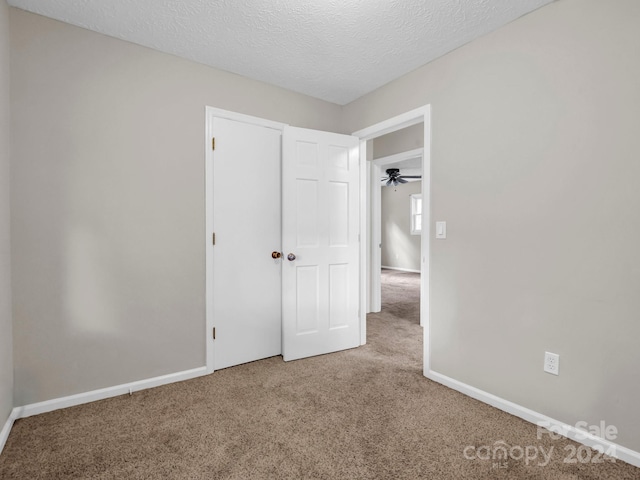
[282,126,361,361]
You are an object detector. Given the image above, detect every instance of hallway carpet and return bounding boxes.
[0,270,637,479]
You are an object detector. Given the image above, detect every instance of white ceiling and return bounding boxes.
[8,0,553,105]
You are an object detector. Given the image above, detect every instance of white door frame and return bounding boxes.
[352,105,431,371]
[205,106,287,374]
[369,148,424,314]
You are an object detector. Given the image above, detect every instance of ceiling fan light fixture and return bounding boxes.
[381,167,421,186]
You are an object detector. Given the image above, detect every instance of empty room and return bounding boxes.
[1,0,639,478]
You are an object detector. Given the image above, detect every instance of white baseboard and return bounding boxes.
[0,366,208,457]
[381,266,421,273]
[13,366,208,419]
[426,369,640,469]
[0,408,19,456]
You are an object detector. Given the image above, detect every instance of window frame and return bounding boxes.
[410,193,422,235]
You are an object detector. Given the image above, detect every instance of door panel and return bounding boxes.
[296,179,319,247]
[329,264,349,328]
[296,266,320,334]
[328,182,349,246]
[212,117,282,370]
[282,126,360,361]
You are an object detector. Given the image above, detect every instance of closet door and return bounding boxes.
[211,117,282,369]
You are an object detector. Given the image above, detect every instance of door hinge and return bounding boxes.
[212,327,216,340]
[212,232,216,245]
[212,137,215,151]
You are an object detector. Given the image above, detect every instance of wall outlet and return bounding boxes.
[544,352,560,375]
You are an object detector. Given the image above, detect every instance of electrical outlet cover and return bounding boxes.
[544,352,559,375]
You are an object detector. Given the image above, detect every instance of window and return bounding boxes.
[410,193,422,235]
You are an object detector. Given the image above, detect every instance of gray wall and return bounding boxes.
[372,123,423,159]
[346,0,640,453]
[9,9,342,405]
[381,182,421,271]
[0,0,13,426]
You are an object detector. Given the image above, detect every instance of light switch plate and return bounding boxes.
[436,221,447,239]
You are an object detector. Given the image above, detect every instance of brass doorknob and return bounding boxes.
[271,251,282,259]
[287,253,296,261]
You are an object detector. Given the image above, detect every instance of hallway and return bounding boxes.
[366,268,422,369]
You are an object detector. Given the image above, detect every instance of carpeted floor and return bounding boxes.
[1,269,638,479]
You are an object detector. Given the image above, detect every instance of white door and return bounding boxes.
[282,126,361,361]
[212,117,282,369]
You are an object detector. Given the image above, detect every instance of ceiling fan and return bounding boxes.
[382,168,421,186]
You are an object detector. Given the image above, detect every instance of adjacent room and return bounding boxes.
[372,123,424,329]
[1,0,639,477]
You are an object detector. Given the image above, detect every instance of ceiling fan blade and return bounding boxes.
[400,175,422,179]
[386,178,393,186]
[397,177,408,184]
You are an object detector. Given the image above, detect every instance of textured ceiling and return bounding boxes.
[8,0,554,105]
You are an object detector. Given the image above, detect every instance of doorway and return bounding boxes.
[352,106,431,370]
[373,146,424,322]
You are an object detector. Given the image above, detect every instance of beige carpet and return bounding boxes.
[1,269,638,479]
